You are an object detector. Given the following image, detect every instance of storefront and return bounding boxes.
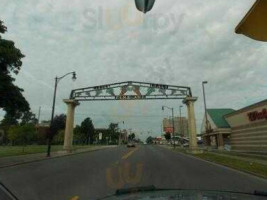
[201,109,234,150]
[225,99,267,153]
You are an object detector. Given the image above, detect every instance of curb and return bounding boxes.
[0,146,115,169]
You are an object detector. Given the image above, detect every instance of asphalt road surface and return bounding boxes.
[0,145,266,200]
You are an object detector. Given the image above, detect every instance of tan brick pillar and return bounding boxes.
[183,97,202,154]
[63,99,79,152]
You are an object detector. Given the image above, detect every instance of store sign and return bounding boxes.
[247,108,267,121]
[115,95,146,100]
[94,85,110,90]
[150,84,168,89]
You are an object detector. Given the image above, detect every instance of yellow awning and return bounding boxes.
[235,0,267,42]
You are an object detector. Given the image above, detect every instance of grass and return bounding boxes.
[164,146,267,179]
[193,152,267,179]
[0,145,98,158]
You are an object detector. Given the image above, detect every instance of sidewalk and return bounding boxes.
[0,145,116,168]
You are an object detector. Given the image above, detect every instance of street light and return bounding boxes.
[202,81,208,133]
[135,0,156,14]
[179,105,183,137]
[162,106,175,148]
[47,71,77,157]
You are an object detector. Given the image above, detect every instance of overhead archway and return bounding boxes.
[63,81,200,153]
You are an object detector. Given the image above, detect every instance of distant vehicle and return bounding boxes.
[127,142,136,148]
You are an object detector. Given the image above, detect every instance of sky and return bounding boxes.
[1,0,267,141]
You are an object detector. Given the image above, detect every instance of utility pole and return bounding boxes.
[179,105,183,137]
[202,81,209,132]
[37,106,41,124]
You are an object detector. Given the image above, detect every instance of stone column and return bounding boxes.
[217,133,224,150]
[63,99,79,152]
[183,97,203,154]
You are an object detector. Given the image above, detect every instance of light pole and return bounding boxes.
[115,121,125,145]
[202,81,208,133]
[179,105,183,137]
[47,71,77,157]
[162,106,175,148]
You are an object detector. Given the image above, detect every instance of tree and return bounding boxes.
[73,125,86,145]
[49,114,66,141]
[146,136,154,144]
[108,123,119,144]
[128,133,136,141]
[20,111,38,125]
[53,130,65,145]
[164,132,171,140]
[7,124,36,146]
[0,19,30,126]
[80,118,95,145]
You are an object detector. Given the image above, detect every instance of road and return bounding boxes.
[0,145,266,200]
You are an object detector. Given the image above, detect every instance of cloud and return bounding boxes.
[1,0,265,139]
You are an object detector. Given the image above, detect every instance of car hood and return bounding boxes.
[99,186,267,200]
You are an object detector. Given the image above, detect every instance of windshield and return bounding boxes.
[0,0,267,200]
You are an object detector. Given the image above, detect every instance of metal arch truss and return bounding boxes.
[70,81,192,101]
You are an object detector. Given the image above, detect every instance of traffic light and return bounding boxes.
[135,0,156,13]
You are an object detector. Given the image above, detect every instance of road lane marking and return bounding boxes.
[69,196,79,200]
[122,147,139,160]
[106,162,144,188]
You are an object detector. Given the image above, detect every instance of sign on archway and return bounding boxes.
[63,81,200,153]
[69,81,192,101]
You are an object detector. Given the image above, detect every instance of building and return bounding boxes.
[163,117,188,137]
[201,109,235,149]
[225,99,267,153]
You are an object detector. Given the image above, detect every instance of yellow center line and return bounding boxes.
[69,196,79,200]
[122,147,139,160]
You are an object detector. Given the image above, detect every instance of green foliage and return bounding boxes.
[53,130,64,145]
[7,124,36,145]
[0,19,30,126]
[108,123,119,143]
[146,136,154,144]
[73,125,85,144]
[193,152,267,179]
[80,118,95,144]
[20,111,38,125]
[128,133,135,141]
[164,133,171,140]
[49,114,66,139]
[0,20,7,34]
